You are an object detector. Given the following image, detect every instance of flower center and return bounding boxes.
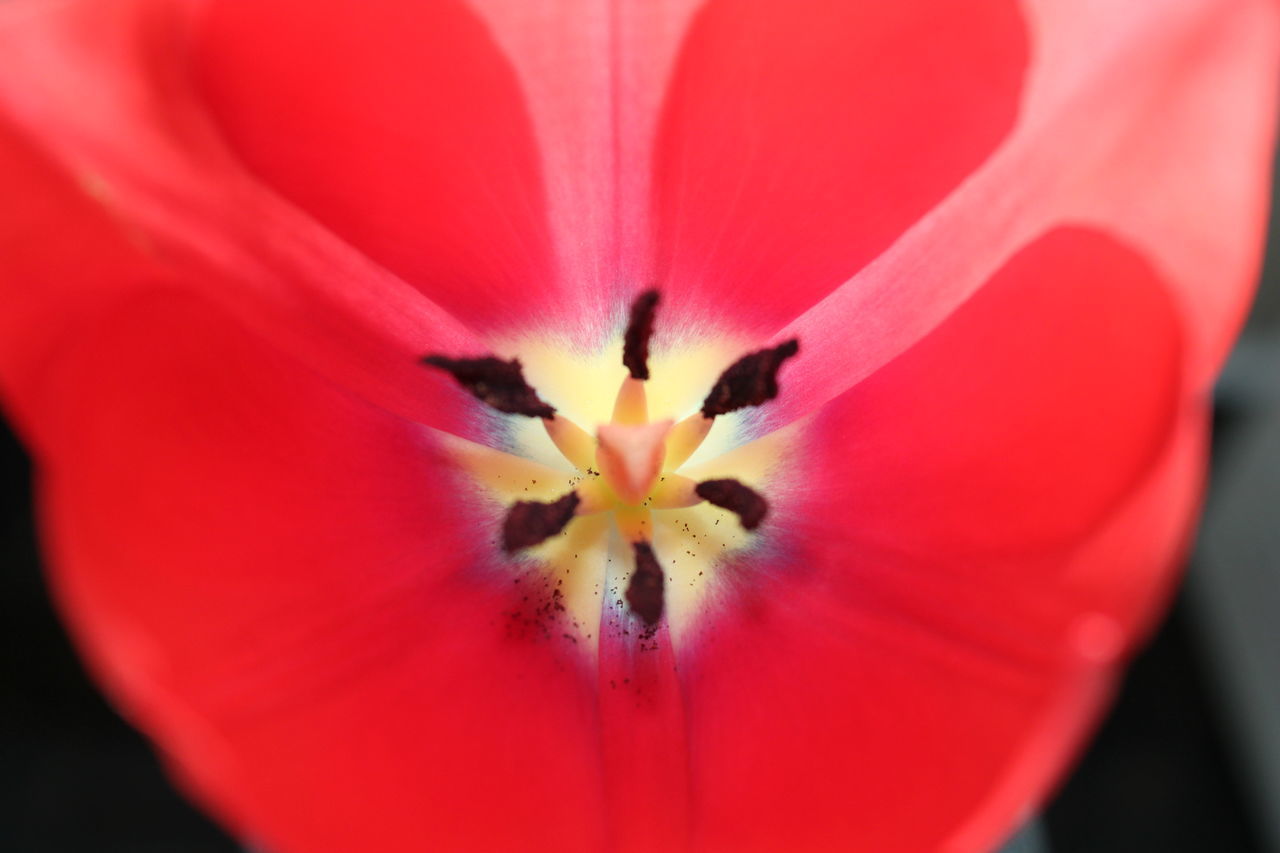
[424,291,798,642]
[595,416,672,506]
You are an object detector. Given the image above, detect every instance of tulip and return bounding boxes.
[0,0,1275,851]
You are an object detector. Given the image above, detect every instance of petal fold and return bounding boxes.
[772,0,1279,426]
[36,291,606,853]
[650,0,1028,337]
[195,0,562,334]
[0,0,489,435]
[682,228,1201,853]
[466,0,707,329]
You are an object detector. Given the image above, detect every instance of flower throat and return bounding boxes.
[423,291,798,632]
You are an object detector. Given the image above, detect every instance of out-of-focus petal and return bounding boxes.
[0,0,490,434]
[649,0,1028,337]
[1036,0,1280,384]
[464,0,710,327]
[0,118,160,446]
[805,227,1182,559]
[773,0,1279,426]
[944,408,1206,853]
[194,0,566,334]
[686,414,1203,853]
[681,227,1197,852]
[35,290,606,853]
[0,1,1270,851]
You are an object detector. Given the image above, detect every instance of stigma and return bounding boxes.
[424,290,797,633]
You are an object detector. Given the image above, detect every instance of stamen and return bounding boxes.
[575,479,614,515]
[614,507,653,543]
[700,339,800,418]
[544,415,597,471]
[647,473,701,509]
[502,491,580,552]
[433,295,796,638]
[663,413,714,470]
[422,355,556,419]
[695,479,769,530]
[612,377,649,425]
[622,289,660,380]
[626,542,665,626]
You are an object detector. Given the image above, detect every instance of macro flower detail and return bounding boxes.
[425,290,795,626]
[0,1,1276,853]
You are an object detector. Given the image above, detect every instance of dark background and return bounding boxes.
[3,184,1280,853]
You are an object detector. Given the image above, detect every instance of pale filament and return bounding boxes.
[542,373,714,536]
[424,289,793,628]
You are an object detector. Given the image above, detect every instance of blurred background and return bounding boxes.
[2,177,1279,853]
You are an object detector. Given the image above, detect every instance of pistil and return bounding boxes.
[595,419,672,505]
[421,289,799,631]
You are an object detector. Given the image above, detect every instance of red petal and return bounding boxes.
[1035,0,1280,385]
[679,227,1193,851]
[805,227,1183,558]
[463,0,707,321]
[0,0,489,433]
[0,119,160,446]
[774,0,1279,423]
[650,0,1028,337]
[35,292,605,853]
[193,0,569,334]
[688,417,1203,853]
[597,616,691,852]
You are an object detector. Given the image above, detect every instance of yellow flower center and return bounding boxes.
[426,292,800,652]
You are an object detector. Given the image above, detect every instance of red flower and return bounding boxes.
[0,0,1276,850]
